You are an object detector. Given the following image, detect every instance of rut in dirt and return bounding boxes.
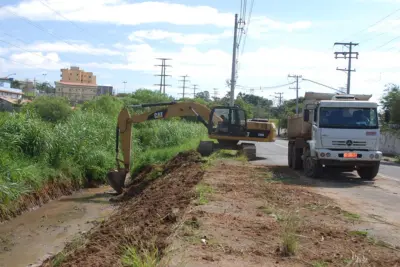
[41,151,205,267]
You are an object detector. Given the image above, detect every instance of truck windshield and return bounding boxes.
[319,107,378,129]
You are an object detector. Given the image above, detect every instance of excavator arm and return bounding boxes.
[108,101,220,194]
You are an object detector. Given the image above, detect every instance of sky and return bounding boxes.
[0,0,400,104]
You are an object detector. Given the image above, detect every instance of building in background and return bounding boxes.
[55,81,97,103]
[56,66,98,103]
[61,66,96,84]
[97,85,113,96]
[0,78,23,99]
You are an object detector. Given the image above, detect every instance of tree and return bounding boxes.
[35,82,55,94]
[11,80,21,89]
[195,91,211,102]
[381,84,400,124]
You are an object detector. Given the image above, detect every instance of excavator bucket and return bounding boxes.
[107,169,129,195]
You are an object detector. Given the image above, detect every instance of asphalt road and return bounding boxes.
[251,138,400,247]
[253,138,400,181]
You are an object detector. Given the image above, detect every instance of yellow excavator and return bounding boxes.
[107,101,276,194]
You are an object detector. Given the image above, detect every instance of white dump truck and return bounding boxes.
[287,92,383,180]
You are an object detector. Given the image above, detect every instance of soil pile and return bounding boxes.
[41,150,204,267]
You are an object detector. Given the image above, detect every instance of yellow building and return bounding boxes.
[54,81,97,102]
[60,66,96,85]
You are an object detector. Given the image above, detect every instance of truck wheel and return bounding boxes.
[303,150,322,178]
[292,146,303,170]
[197,141,214,157]
[357,163,380,181]
[288,143,293,168]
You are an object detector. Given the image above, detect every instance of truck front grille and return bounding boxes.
[332,140,367,147]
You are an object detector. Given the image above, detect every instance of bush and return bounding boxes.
[81,95,123,116]
[23,96,72,123]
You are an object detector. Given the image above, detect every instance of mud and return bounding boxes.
[167,161,400,267]
[0,186,114,267]
[40,151,205,267]
[0,180,82,222]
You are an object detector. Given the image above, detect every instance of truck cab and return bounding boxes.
[288,92,382,180]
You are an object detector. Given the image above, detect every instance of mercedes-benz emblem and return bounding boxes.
[346,140,353,146]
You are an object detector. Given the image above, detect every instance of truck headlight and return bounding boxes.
[375,154,380,159]
[369,154,374,159]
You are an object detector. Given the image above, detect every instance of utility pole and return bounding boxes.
[192,84,198,98]
[274,92,284,137]
[334,42,359,94]
[123,81,127,94]
[288,74,302,114]
[154,58,172,95]
[229,13,239,107]
[178,75,189,99]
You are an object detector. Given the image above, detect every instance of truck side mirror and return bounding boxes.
[384,110,390,123]
[304,110,310,122]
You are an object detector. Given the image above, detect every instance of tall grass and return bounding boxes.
[0,94,207,214]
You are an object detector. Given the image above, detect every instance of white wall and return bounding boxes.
[380,132,400,155]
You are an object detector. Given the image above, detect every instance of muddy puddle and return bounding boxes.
[0,186,115,267]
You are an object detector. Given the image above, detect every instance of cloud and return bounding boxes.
[7,51,65,70]
[249,16,312,38]
[13,41,122,56]
[0,0,313,37]
[0,0,233,27]
[128,30,232,45]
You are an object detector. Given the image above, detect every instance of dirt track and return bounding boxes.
[167,160,400,266]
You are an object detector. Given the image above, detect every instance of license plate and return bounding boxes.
[344,152,357,158]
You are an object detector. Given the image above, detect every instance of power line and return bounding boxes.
[0,38,62,64]
[372,34,400,51]
[0,54,49,70]
[237,81,295,91]
[240,0,254,57]
[38,0,100,42]
[301,78,344,93]
[341,8,400,42]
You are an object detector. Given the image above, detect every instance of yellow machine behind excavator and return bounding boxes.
[107,101,276,194]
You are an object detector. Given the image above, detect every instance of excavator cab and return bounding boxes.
[209,107,248,137]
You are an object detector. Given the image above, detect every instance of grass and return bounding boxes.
[195,183,214,205]
[396,156,400,164]
[343,211,361,221]
[311,261,328,267]
[0,95,208,219]
[121,245,160,267]
[349,230,368,237]
[50,235,86,267]
[280,212,300,256]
